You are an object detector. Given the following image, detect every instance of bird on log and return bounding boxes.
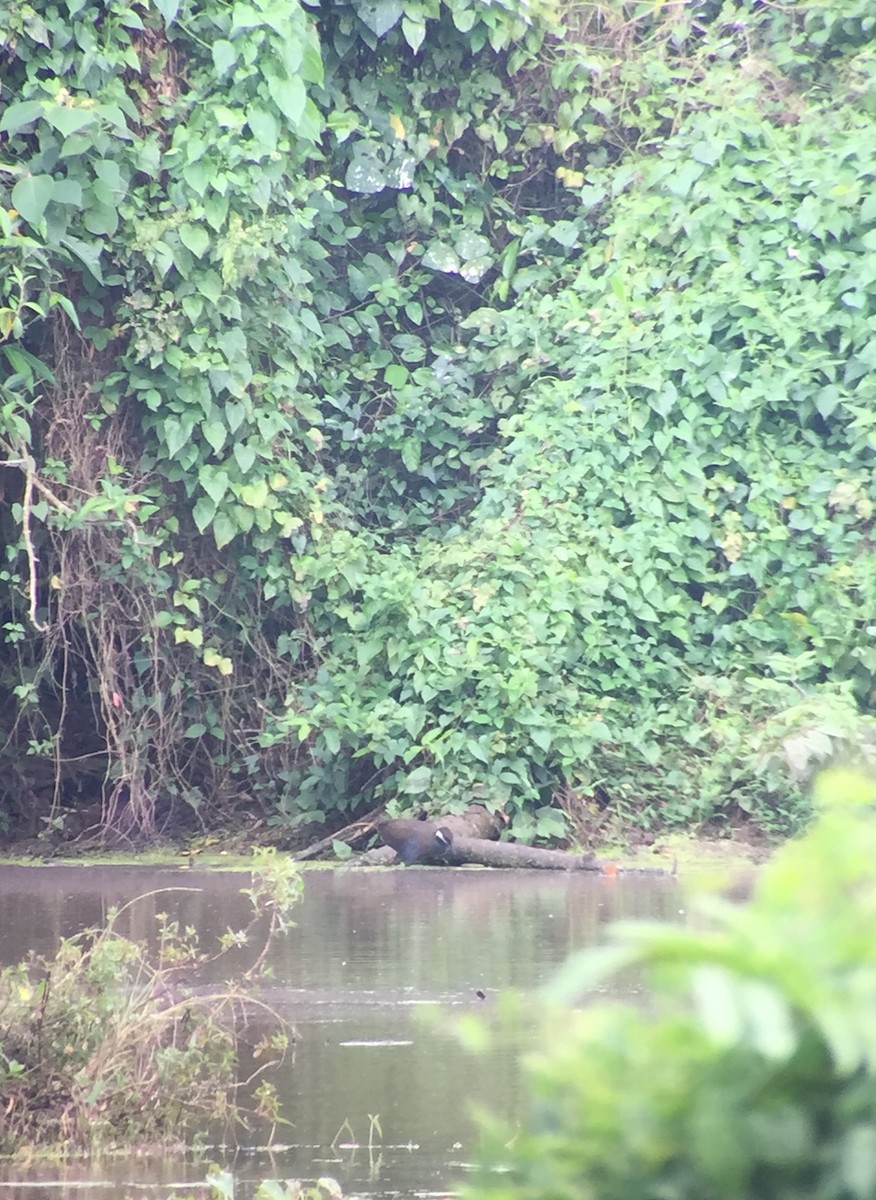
[376,818,454,865]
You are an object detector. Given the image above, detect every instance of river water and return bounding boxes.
[0,863,682,1199]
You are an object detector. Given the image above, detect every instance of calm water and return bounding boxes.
[0,863,682,1199]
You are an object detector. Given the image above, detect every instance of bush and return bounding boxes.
[2,0,875,842]
[469,770,876,1200]
[0,849,300,1154]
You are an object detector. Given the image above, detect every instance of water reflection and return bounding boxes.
[0,864,682,1199]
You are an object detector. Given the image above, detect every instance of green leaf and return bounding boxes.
[741,980,797,1060]
[548,221,580,249]
[815,386,841,419]
[401,16,426,52]
[794,194,821,234]
[385,363,408,387]
[461,255,490,283]
[297,99,323,143]
[94,103,129,133]
[358,1,403,37]
[691,137,724,166]
[345,146,386,194]
[52,179,83,206]
[531,727,552,752]
[204,193,229,231]
[179,223,210,258]
[467,740,490,764]
[11,175,54,225]
[183,159,213,197]
[231,1,260,31]
[704,375,726,403]
[94,158,124,194]
[153,0,181,26]
[192,495,216,534]
[43,106,96,138]
[401,441,420,471]
[225,402,247,433]
[404,765,432,794]
[422,243,460,273]
[239,479,269,508]
[663,160,704,198]
[60,235,103,282]
[50,294,80,329]
[151,239,174,278]
[206,1172,234,1200]
[199,467,230,505]
[184,723,208,738]
[247,107,279,149]
[841,1126,876,1198]
[301,37,323,86]
[212,510,237,549]
[233,442,257,474]
[0,100,43,136]
[181,294,203,323]
[300,308,322,336]
[267,74,306,127]
[82,203,119,237]
[212,39,237,76]
[534,808,567,839]
[201,421,226,454]
[163,418,191,458]
[196,271,223,303]
[456,231,490,260]
[451,5,475,32]
[233,504,254,533]
[4,345,54,382]
[609,272,626,303]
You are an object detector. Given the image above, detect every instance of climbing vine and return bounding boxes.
[0,0,874,844]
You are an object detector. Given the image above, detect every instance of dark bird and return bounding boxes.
[376,818,454,865]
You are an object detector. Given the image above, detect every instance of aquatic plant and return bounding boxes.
[0,850,300,1153]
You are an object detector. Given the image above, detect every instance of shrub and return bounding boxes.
[0,849,300,1154]
[469,770,876,1200]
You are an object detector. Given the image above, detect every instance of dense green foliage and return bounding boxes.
[468,770,876,1200]
[1,0,875,842]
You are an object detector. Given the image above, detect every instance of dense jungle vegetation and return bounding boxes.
[1,0,875,848]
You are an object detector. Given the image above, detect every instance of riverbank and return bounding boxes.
[0,829,772,880]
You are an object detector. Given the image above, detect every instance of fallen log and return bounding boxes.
[296,803,676,876]
[445,835,603,871]
[291,803,504,862]
[362,835,676,875]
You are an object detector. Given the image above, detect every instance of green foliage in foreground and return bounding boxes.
[469,770,876,1200]
[1,0,876,841]
[0,850,300,1154]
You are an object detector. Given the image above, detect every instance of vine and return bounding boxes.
[0,0,874,843]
